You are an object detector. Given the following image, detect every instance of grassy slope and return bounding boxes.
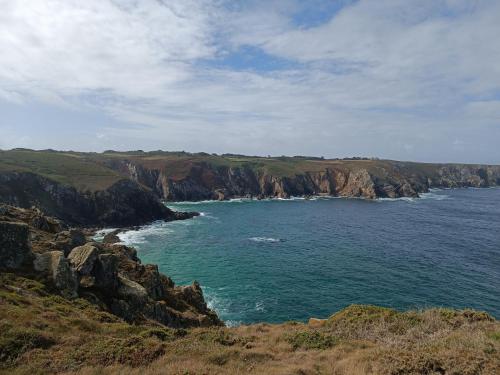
[0,150,122,192]
[1,273,499,375]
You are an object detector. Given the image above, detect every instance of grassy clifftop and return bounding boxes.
[1,273,499,374]
[5,148,500,202]
[0,150,122,192]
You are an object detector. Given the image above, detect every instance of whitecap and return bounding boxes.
[249,237,283,243]
[419,192,450,200]
[255,301,265,312]
[118,221,173,245]
[377,197,416,202]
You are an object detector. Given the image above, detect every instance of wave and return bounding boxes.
[419,192,450,200]
[118,221,174,245]
[377,197,416,202]
[202,286,242,325]
[249,237,283,243]
[255,301,265,312]
[377,191,450,202]
[92,227,118,241]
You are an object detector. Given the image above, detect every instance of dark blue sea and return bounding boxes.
[112,188,500,325]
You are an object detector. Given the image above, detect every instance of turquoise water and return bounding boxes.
[117,189,500,325]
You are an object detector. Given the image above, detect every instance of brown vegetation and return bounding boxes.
[1,274,498,375]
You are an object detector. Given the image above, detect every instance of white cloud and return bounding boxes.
[0,0,499,163]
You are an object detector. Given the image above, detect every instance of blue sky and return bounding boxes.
[0,0,499,163]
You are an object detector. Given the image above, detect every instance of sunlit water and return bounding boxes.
[108,188,500,325]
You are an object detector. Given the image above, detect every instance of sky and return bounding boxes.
[0,0,499,163]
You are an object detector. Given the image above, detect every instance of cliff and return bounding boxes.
[1,150,500,219]
[99,155,500,201]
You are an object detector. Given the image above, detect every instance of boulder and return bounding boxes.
[68,244,98,275]
[29,210,64,233]
[110,244,140,262]
[33,251,78,299]
[54,229,87,256]
[117,274,148,303]
[94,253,119,291]
[102,230,121,244]
[0,221,33,270]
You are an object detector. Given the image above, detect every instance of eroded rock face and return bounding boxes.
[0,221,33,270]
[0,173,186,227]
[338,169,376,198]
[33,251,78,299]
[105,159,500,201]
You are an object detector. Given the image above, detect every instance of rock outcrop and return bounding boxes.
[33,250,78,299]
[104,159,500,201]
[0,204,222,328]
[0,172,196,227]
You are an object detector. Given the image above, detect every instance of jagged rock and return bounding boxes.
[68,244,98,275]
[117,274,148,302]
[176,281,209,313]
[29,209,64,233]
[54,229,87,256]
[0,203,221,328]
[339,169,376,198]
[110,244,140,262]
[215,190,226,201]
[103,230,121,244]
[33,251,78,299]
[0,221,33,270]
[94,253,119,291]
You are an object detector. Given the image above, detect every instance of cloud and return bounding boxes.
[0,0,499,163]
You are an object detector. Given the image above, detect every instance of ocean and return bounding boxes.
[110,188,500,325]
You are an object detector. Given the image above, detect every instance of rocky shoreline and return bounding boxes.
[0,204,221,328]
[105,158,500,202]
[2,150,500,222]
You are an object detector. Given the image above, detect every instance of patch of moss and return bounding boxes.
[62,336,165,369]
[0,327,55,366]
[139,327,186,342]
[327,304,397,327]
[197,329,239,346]
[488,332,500,341]
[438,308,494,325]
[286,330,337,350]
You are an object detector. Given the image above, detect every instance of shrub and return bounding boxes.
[0,327,55,365]
[286,331,337,350]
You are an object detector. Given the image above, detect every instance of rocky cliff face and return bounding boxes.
[0,172,196,226]
[104,160,500,201]
[0,204,221,328]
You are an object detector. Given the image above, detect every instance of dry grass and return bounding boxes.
[1,275,499,375]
